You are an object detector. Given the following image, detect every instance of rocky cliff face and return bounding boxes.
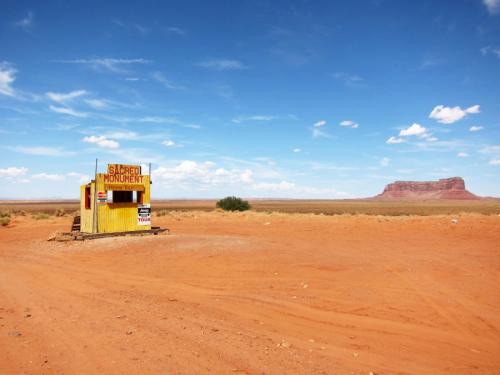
[376,177,479,200]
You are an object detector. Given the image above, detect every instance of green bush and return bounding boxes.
[0,211,11,218]
[216,196,251,212]
[0,217,10,226]
[33,213,51,220]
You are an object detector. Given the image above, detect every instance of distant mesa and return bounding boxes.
[375,177,480,200]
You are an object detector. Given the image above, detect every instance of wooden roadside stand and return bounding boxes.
[51,161,167,241]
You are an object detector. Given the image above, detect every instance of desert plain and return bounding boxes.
[1,200,500,374]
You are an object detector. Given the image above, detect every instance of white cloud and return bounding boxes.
[340,120,359,128]
[481,46,500,59]
[166,26,187,36]
[484,0,500,14]
[481,145,500,154]
[380,157,390,167]
[46,90,87,103]
[489,159,500,165]
[153,161,253,187]
[138,116,178,124]
[134,24,151,35]
[253,181,296,191]
[388,123,437,145]
[84,99,108,109]
[399,123,427,136]
[232,114,297,124]
[197,59,248,70]
[13,146,75,157]
[54,58,150,74]
[469,125,484,132]
[312,127,330,139]
[457,152,469,157]
[67,172,90,183]
[429,104,480,124]
[162,139,176,147]
[292,148,301,153]
[332,72,363,87]
[0,62,17,96]
[82,135,119,149]
[32,173,65,181]
[15,11,34,31]
[0,166,28,178]
[386,136,406,144]
[151,71,184,90]
[313,120,326,128]
[104,131,138,140]
[49,105,88,118]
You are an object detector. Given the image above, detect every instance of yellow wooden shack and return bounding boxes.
[80,163,151,233]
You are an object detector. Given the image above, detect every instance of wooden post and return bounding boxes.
[93,158,98,233]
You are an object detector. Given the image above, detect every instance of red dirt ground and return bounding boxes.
[1,212,499,374]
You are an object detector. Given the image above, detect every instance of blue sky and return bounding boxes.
[1,0,499,199]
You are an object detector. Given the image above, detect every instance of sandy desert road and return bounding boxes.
[1,212,500,374]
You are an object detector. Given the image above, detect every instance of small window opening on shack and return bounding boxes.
[84,186,91,209]
[112,191,133,203]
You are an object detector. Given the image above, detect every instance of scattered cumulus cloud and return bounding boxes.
[153,161,253,187]
[12,146,76,157]
[480,145,500,154]
[151,71,185,90]
[312,126,331,138]
[84,98,109,109]
[386,136,406,144]
[46,90,87,103]
[483,0,500,14]
[166,26,187,36]
[387,123,438,146]
[332,72,363,87]
[67,172,90,183]
[14,11,34,31]
[82,135,119,149]
[457,152,469,157]
[197,59,248,70]
[399,123,427,136]
[253,181,295,191]
[232,114,296,124]
[480,46,500,58]
[418,57,445,70]
[429,104,480,124]
[292,148,301,153]
[340,120,359,128]
[133,24,151,36]
[103,131,138,140]
[32,173,65,181]
[0,62,17,97]
[380,157,390,167]
[469,125,483,132]
[313,120,326,128]
[489,159,500,165]
[0,166,28,178]
[54,58,150,74]
[162,139,176,147]
[49,105,88,118]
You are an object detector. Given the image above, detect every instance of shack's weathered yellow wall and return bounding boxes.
[80,183,94,233]
[96,173,151,233]
[80,173,151,233]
